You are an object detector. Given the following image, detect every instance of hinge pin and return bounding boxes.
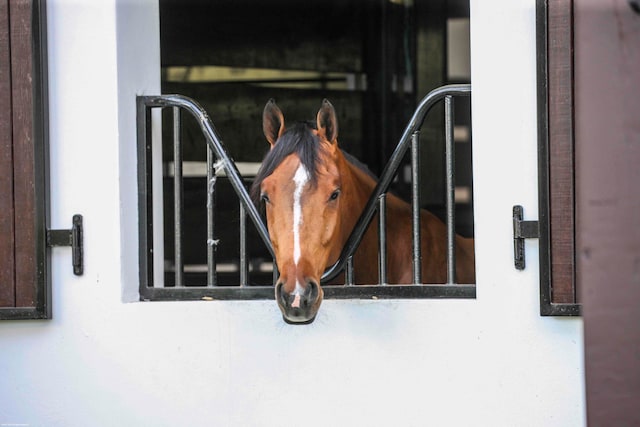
[513,206,539,270]
[47,214,83,275]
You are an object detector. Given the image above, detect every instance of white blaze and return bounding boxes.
[292,164,309,268]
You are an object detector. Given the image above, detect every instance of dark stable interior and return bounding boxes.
[159,0,472,286]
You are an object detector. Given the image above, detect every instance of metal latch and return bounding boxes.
[513,206,539,270]
[47,214,84,275]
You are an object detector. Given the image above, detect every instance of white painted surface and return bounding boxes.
[0,1,584,426]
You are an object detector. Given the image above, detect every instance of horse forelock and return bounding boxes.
[251,122,321,206]
[250,121,379,212]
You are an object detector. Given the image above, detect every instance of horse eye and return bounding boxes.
[329,189,341,201]
[260,193,270,203]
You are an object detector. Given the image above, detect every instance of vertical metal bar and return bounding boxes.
[239,202,248,287]
[137,99,155,293]
[445,96,456,284]
[345,256,354,286]
[378,194,387,285]
[206,146,217,287]
[411,131,422,284]
[173,107,184,287]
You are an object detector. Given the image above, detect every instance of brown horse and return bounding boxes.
[251,99,475,324]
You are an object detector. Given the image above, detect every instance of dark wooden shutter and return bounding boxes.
[536,0,580,315]
[0,0,50,319]
[0,0,16,308]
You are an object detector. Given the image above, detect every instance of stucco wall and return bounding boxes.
[0,1,585,426]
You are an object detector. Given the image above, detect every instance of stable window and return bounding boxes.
[139,0,475,300]
[0,0,50,319]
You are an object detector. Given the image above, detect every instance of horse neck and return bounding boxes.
[337,152,378,240]
[337,151,413,242]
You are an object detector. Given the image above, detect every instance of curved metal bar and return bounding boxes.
[321,84,471,282]
[140,84,470,286]
[140,94,275,260]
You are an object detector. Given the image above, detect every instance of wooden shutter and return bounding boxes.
[536,0,580,315]
[0,0,50,319]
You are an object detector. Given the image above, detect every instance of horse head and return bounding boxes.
[253,99,345,324]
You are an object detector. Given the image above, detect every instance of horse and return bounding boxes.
[251,99,475,324]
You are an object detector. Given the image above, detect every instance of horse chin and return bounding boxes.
[279,303,320,325]
[282,314,317,325]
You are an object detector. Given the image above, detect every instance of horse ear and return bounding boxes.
[316,99,338,145]
[263,99,285,147]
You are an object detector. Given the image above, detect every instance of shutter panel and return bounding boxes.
[0,0,50,319]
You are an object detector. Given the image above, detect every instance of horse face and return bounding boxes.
[259,99,342,324]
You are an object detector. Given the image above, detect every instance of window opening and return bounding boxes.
[146,0,474,300]
[138,84,474,300]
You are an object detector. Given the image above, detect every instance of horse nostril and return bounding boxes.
[276,279,319,315]
[275,282,287,305]
[276,279,321,324]
[306,280,319,303]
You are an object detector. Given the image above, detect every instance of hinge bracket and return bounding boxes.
[513,205,539,270]
[47,214,84,275]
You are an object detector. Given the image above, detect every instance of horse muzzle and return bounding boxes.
[276,280,322,324]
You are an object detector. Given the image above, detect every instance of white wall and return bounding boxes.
[0,1,585,426]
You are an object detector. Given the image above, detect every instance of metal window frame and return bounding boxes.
[137,85,475,302]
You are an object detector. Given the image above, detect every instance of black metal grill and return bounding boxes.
[137,84,475,301]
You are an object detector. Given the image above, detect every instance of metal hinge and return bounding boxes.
[513,205,539,270]
[47,214,84,275]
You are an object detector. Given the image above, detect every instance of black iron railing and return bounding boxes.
[137,84,475,301]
